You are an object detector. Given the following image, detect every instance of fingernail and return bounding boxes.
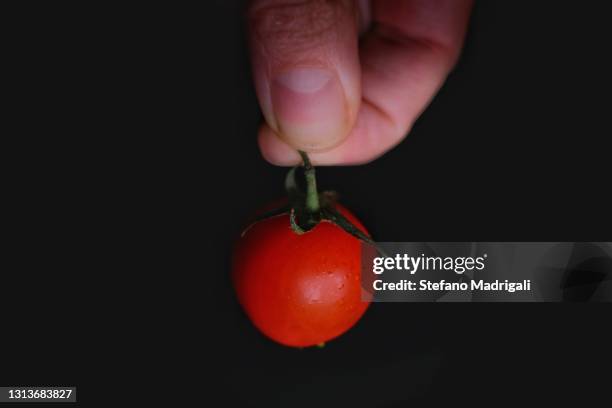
[270,67,348,151]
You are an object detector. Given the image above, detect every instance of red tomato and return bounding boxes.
[232,201,371,347]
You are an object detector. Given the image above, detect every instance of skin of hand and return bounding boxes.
[247,0,474,166]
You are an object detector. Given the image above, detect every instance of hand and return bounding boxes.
[247,0,473,165]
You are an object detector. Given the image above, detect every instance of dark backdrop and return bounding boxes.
[2,1,610,407]
[209,1,612,406]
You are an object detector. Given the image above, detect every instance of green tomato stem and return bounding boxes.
[298,150,320,214]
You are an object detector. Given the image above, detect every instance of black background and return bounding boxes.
[2,1,611,407]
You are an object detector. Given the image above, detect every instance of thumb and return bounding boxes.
[247,0,361,152]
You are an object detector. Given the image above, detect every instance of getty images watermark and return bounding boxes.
[360,242,612,302]
[372,252,530,293]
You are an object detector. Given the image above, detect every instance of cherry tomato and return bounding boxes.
[232,201,371,347]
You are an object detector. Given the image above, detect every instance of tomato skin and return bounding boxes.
[232,202,371,347]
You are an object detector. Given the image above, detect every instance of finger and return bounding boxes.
[260,0,474,165]
[247,0,361,152]
[357,0,372,34]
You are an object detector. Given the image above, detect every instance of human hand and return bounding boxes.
[247,0,473,165]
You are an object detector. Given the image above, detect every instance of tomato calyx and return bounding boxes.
[242,151,381,251]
